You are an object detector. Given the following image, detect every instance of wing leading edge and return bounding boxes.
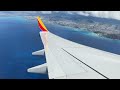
[27,16,120,79]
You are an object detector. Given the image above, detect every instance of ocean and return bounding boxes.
[0,16,120,79]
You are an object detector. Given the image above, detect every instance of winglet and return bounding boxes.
[37,16,48,32]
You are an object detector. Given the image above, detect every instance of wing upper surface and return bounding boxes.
[40,32,120,79]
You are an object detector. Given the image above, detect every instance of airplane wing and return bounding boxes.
[27,16,120,79]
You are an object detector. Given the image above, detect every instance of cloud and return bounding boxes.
[1,11,120,21]
[55,11,120,20]
[70,11,89,16]
[40,11,52,14]
[72,11,120,20]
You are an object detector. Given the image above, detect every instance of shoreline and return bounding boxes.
[23,15,120,40]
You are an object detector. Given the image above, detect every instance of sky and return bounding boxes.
[0,11,120,21]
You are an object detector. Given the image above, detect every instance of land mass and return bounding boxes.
[43,18,120,40]
[24,13,120,40]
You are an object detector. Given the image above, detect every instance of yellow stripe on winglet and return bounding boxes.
[37,16,48,31]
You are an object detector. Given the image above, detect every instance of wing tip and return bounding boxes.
[37,16,48,32]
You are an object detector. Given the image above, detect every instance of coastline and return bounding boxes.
[23,15,120,40]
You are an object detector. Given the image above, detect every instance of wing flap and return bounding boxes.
[64,47,120,79]
[47,47,106,79]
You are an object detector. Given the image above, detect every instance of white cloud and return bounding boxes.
[66,11,74,14]
[74,11,89,16]
[1,11,120,21]
[72,11,120,20]
[40,11,52,14]
[56,11,120,20]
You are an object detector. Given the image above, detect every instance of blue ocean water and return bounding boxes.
[0,17,48,79]
[0,16,120,79]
